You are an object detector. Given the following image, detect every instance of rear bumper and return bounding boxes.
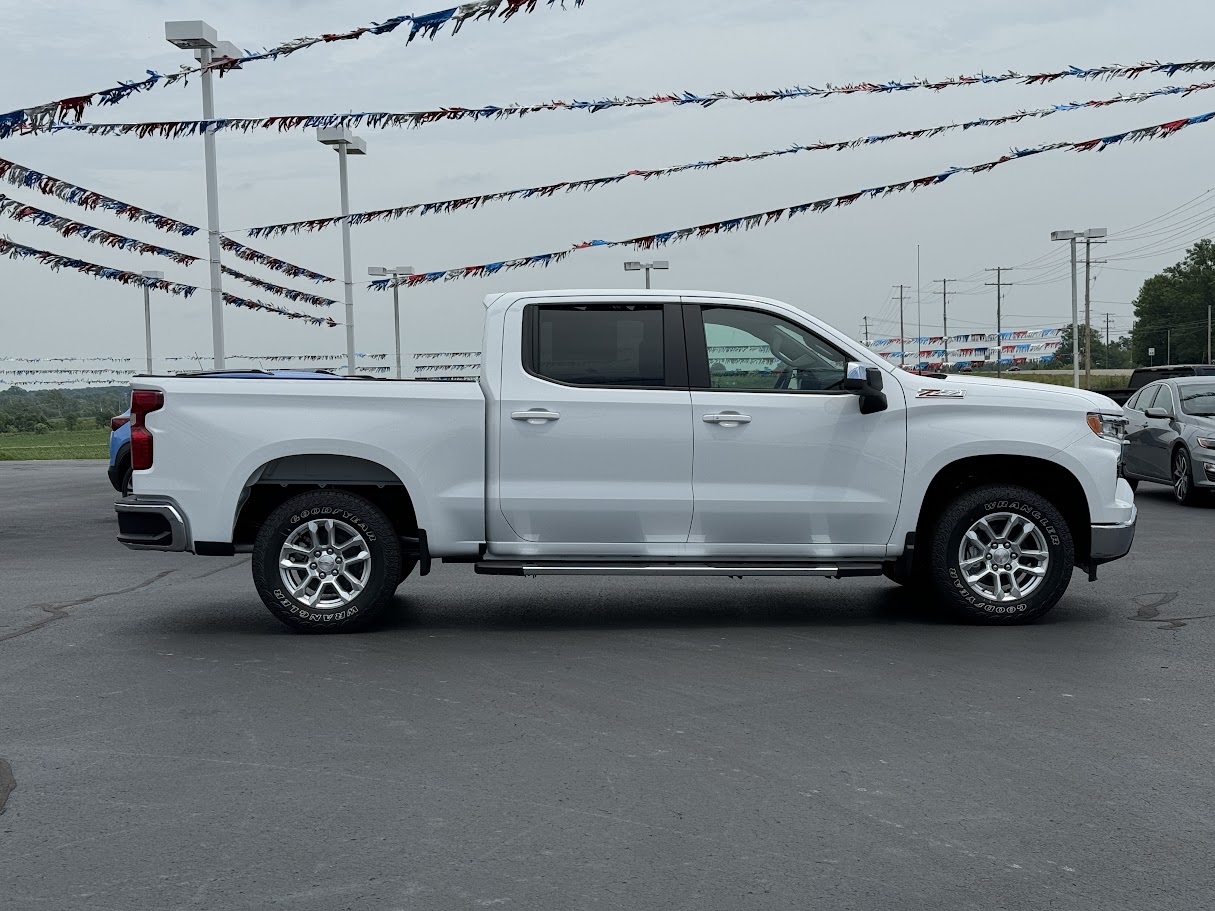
[1090,507,1137,565]
[115,497,190,552]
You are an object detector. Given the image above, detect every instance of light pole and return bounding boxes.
[140,271,164,374]
[624,260,669,289]
[368,266,415,378]
[1051,227,1106,388]
[317,127,368,375]
[165,22,241,370]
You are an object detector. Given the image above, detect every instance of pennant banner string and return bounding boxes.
[0,235,197,295]
[0,155,337,282]
[0,155,198,235]
[241,79,1215,237]
[0,235,337,326]
[220,265,339,308]
[32,59,1215,143]
[0,1,589,139]
[366,108,1215,291]
[0,194,200,264]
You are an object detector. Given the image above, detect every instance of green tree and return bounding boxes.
[63,413,79,431]
[1132,239,1215,366]
[1053,324,1131,369]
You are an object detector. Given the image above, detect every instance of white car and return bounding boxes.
[116,289,1136,632]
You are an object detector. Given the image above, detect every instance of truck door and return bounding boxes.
[683,301,908,557]
[489,300,694,556]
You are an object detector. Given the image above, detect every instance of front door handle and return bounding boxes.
[512,410,561,424]
[703,413,752,427]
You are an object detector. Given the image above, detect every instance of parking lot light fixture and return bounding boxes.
[140,271,165,374]
[368,266,415,378]
[165,21,241,370]
[623,260,669,290]
[318,127,368,375]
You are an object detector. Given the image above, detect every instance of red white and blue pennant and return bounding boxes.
[241,79,1215,237]
[368,108,1215,291]
[0,1,589,139]
[27,59,1215,143]
[1,236,337,326]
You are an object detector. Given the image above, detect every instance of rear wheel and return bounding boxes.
[119,463,133,498]
[927,485,1074,624]
[252,490,402,633]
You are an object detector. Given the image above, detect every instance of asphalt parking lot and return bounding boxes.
[2,461,1213,910]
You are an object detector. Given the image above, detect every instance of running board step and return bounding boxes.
[475,562,884,578]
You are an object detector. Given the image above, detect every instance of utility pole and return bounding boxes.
[984,268,1012,378]
[896,284,909,369]
[936,279,955,367]
[916,245,922,364]
[863,316,870,345]
[1104,313,1112,368]
[1167,328,1172,365]
[1208,304,1212,365]
[1082,237,1107,386]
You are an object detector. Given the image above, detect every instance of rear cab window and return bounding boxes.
[523,304,687,388]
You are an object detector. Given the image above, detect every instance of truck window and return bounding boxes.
[692,306,848,392]
[529,305,666,387]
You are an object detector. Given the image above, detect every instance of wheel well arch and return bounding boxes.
[233,454,418,547]
[914,455,1092,565]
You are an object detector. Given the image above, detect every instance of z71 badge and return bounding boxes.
[917,388,966,398]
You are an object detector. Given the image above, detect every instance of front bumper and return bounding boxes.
[115,497,190,552]
[1090,506,1137,566]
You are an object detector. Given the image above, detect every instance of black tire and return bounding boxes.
[252,490,401,633]
[119,463,133,498]
[926,485,1074,625]
[1171,447,1201,506]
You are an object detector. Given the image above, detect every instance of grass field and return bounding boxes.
[978,372,1132,389]
[0,428,110,461]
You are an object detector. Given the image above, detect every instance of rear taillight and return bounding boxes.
[110,414,130,432]
[129,389,164,472]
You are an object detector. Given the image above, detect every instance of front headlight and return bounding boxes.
[1197,437,1215,450]
[1087,412,1127,443]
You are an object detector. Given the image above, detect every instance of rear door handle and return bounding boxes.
[703,413,751,426]
[512,410,561,424]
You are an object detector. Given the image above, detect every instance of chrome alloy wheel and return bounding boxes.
[1174,450,1191,503]
[957,512,1050,603]
[278,518,372,609]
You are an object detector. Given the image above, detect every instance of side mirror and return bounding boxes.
[1144,406,1172,420]
[843,362,887,414]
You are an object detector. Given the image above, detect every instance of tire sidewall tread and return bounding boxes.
[928,484,1074,625]
[252,490,401,633]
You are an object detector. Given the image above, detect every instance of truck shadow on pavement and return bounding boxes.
[148,581,1104,637]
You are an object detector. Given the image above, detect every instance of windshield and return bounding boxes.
[1178,383,1215,416]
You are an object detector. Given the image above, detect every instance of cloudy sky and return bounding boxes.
[2,0,1214,371]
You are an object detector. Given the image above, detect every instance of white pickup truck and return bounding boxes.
[117,289,1136,632]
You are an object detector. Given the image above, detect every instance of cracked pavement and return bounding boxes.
[2,460,1214,910]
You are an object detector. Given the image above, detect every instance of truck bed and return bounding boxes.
[133,375,487,555]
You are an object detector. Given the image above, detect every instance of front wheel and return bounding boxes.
[252,490,402,633]
[927,485,1074,624]
[1172,448,1201,505]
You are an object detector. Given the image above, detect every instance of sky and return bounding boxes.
[2,0,1215,376]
